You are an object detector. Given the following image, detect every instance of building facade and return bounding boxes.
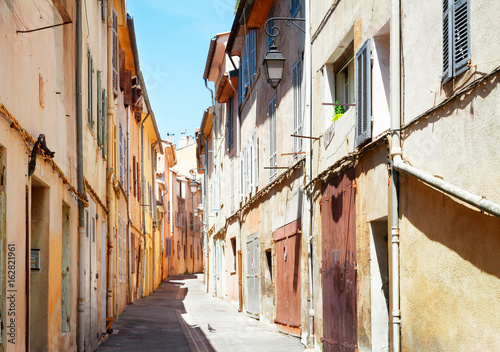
[198,0,500,351]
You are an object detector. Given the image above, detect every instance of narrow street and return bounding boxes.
[98,275,305,352]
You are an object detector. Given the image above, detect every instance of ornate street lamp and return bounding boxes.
[263,17,306,89]
[263,44,286,89]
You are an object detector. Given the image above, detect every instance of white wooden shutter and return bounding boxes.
[97,71,102,144]
[247,140,252,196]
[355,39,372,147]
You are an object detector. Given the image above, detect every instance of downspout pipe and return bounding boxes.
[127,117,132,303]
[106,0,116,322]
[390,0,402,351]
[76,0,85,350]
[140,112,150,296]
[204,79,217,138]
[304,0,315,347]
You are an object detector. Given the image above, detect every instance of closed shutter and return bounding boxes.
[355,39,372,147]
[247,141,252,196]
[101,89,107,157]
[87,50,93,127]
[242,147,247,197]
[452,0,470,77]
[112,9,119,92]
[97,71,102,144]
[252,131,258,192]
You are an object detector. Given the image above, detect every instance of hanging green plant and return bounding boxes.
[332,101,345,121]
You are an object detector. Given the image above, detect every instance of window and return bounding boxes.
[177,180,183,198]
[355,39,372,147]
[87,49,94,128]
[133,156,137,197]
[177,241,180,259]
[290,0,300,17]
[99,88,107,157]
[239,30,257,103]
[184,245,186,259]
[269,96,277,179]
[252,130,258,191]
[197,245,200,260]
[231,238,237,272]
[442,0,470,83]
[112,9,119,92]
[167,200,171,222]
[190,245,193,259]
[292,58,303,153]
[227,97,234,150]
[165,238,172,258]
[101,0,107,22]
[335,57,355,113]
[230,157,235,213]
[119,123,123,184]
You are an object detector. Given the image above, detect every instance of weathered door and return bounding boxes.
[85,199,98,351]
[275,219,302,336]
[321,167,357,352]
[100,220,107,335]
[246,232,259,318]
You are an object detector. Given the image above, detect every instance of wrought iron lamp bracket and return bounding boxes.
[264,17,306,39]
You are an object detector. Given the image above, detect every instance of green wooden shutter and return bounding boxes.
[87,50,93,128]
[355,39,372,147]
[452,0,470,77]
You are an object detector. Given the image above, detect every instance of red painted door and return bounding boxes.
[321,168,357,352]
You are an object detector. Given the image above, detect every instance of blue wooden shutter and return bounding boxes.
[355,39,372,147]
[452,0,470,77]
[442,0,453,83]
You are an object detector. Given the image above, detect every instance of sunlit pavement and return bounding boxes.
[98,274,305,352]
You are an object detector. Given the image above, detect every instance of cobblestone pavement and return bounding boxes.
[98,274,305,352]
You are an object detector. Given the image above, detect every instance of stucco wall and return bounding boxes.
[400,175,500,351]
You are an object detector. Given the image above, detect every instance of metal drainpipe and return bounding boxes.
[390,0,402,351]
[151,141,158,288]
[106,0,116,322]
[304,0,315,346]
[127,119,132,303]
[199,133,209,285]
[140,112,150,296]
[76,0,85,350]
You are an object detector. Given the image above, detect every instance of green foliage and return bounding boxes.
[332,100,345,121]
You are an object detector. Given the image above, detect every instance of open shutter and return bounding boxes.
[97,71,102,145]
[452,0,470,77]
[442,0,453,83]
[253,131,258,192]
[355,39,372,147]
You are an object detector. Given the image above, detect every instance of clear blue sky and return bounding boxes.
[127,0,235,143]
